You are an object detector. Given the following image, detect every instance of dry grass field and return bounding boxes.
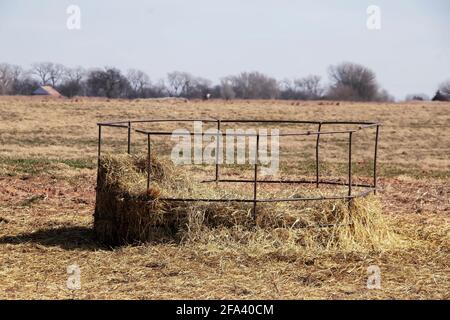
[0,96,449,299]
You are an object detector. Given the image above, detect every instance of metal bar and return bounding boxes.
[200,178,373,188]
[253,134,259,219]
[147,134,151,190]
[348,132,353,197]
[220,120,322,124]
[158,188,375,203]
[359,123,381,129]
[159,197,253,203]
[215,119,221,181]
[98,119,378,126]
[132,129,357,137]
[219,120,377,125]
[96,123,129,128]
[315,122,322,188]
[253,188,375,202]
[374,125,380,195]
[97,125,102,167]
[127,121,131,154]
[97,118,218,126]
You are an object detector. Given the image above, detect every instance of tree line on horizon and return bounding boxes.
[0,61,449,102]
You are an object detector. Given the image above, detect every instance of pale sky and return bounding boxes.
[0,0,448,99]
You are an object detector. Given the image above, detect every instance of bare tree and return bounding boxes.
[31,62,51,85]
[31,62,65,87]
[0,63,22,94]
[328,62,379,101]
[225,72,279,99]
[375,89,395,102]
[187,76,212,98]
[220,79,235,100]
[86,67,131,98]
[148,79,169,97]
[279,79,300,100]
[59,66,86,97]
[166,71,192,96]
[127,69,150,98]
[294,75,323,100]
[438,80,450,98]
[65,66,85,83]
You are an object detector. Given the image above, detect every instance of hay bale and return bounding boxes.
[94,154,188,245]
[95,153,255,245]
[94,153,396,249]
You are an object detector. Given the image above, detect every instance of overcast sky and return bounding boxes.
[0,0,448,99]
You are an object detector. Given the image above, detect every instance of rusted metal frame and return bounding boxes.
[132,129,357,137]
[279,130,357,136]
[215,119,221,181]
[373,125,380,195]
[358,123,381,129]
[96,123,128,128]
[100,119,376,125]
[147,134,151,190]
[101,120,374,132]
[158,188,375,203]
[97,125,102,168]
[219,120,376,125]
[348,131,353,197]
[252,188,375,202]
[252,134,260,219]
[220,120,322,124]
[134,130,258,137]
[97,118,218,126]
[127,121,131,154]
[96,118,380,224]
[318,121,377,125]
[200,178,373,188]
[315,122,322,188]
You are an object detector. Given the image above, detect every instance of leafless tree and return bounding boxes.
[375,89,395,102]
[166,71,192,96]
[166,71,212,98]
[189,76,212,98]
[64,66,85,83]
[0,63,22,94]
[127,69,150,97]
[149,79,169,97]
[294,75,323,100]
[438,80,450,98]
[225,72,279,99]
[58,66,86,97]
[86,67,131,98]
[220,79,235,100]
[31,62,65,87]
[328,62,379,101]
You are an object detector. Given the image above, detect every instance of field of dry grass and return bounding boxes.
[0,96,449,299]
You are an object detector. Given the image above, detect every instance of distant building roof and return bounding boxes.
[32,85,62,97]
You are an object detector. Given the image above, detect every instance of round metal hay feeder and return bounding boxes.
[96,118,380,220]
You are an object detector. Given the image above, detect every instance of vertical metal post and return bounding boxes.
[253,134,260,220]
[348,131,353,197]
[373,125,379,195]
[147,134,151,190]
[215,119,221,181]
[127,121,131,154]
[97,125,102,167]
[97,125,102,186]
[315,122,322,188]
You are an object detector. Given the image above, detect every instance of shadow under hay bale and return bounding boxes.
[94,154,397,249]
